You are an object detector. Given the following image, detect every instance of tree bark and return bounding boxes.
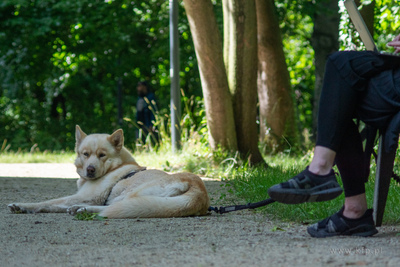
[256,0,297,151]
[182,0,237,151]
[223,0,264,164]
[311,0,340,136]
[356,0,375,36]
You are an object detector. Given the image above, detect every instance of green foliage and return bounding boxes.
[339,0,399,51]
[276,0,315,134]
[374,0,400,51]
[1,0,399,154]
[0,0,201,151]
[74,211,107,221]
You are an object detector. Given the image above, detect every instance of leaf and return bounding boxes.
[271,226,285,232]
[74,211,107,221]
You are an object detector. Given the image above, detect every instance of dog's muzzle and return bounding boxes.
[86,165,96,178]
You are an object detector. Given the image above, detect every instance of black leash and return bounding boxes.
[208,198,275,214]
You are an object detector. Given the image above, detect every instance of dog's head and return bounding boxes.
[74,125,127,180]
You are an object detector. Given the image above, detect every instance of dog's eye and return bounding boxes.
[83,152,89,157]
[99,153,106,158]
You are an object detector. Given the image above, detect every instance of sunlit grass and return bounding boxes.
[0,151,76,163]
[229,157,400,225]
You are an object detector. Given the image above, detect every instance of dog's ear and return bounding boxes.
[75,125,87,151]
[108,129,124,151]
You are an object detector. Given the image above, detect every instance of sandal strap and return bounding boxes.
[282,171,314,189]
[287,176,310,189]
[318,212,349,233]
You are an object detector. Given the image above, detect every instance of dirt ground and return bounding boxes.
[1,163,400,267]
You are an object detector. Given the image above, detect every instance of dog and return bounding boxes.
[8,125,210,218]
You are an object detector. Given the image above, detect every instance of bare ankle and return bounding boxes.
[308,162,331,176]
[343,206,367,219]
[309,146,336,175]
[343,195,368,219]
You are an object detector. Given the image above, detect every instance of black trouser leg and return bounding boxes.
[335,120,367,197]
[316,57,367,197]
[316,57,363,151]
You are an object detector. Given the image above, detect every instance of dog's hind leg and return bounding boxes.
[98,188,210,218]
[97,194,205,219]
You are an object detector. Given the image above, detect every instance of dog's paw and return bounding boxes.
[67,205,87,215]
[8,204,28,214]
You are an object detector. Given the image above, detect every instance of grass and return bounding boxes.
[1,148,400,225]
[229,157,400,225]
[0,151,76,163]
[74,211,107,221]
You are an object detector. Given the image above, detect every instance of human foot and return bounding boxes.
[267,167,343,204]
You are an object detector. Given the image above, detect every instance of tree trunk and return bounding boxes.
[223,0,264,164]
[256,0,298,151]
[182,0,237,151]
[356,0,375,36]
[311,0,340,136]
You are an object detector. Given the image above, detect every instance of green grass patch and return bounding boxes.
[0,151,76,163]
[228,155,400,225]
[74,211,107,221]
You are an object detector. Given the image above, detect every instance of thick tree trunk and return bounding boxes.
[311,0,340,136]
[182,0,237,151]
[223,0,264,164]
[256,0,297,151]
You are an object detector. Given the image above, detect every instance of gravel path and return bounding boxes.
[1,164,399,266]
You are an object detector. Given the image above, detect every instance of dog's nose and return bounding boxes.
[86,165,96,177]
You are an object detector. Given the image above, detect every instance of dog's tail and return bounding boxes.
[99,193,210,218]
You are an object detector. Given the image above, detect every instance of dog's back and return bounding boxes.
[99,170,210,218]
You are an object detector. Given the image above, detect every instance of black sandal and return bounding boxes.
[267,167,343,204]
[307,207,378,238]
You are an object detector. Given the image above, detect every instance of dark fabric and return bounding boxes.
[316,51,400,197]
[136,92,158,143]
[136,92,157,129]
[335,120,367,197]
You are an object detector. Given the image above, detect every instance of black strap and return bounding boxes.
[122,170,141,179]
[208,198,275,214]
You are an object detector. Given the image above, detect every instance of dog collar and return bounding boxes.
[122,168,145,180]
[103,167,146,205]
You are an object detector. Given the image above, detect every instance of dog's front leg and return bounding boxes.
[8,194,88,214]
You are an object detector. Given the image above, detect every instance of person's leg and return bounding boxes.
[306,145,369,220]
[268,54,362,204]
[335,120,369,218]
[269,51,382,237]
[308,146,336,175]
[343,194,368,219]
[306,116,375,238]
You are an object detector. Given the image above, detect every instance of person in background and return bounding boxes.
[136,81,158,143]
